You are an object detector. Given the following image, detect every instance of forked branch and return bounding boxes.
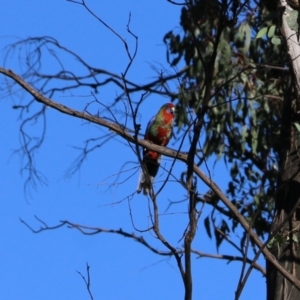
[1,67,300,289]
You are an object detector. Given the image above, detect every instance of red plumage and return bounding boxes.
[137,103,175,195]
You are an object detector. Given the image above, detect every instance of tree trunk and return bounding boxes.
[267,123,300,299]
[266,3,300,299]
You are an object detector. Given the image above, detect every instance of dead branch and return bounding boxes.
[76,263,94,300]
[20,216,265,274]
[2,67,300,289]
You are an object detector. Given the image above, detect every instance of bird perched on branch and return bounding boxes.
[137,103,175,196]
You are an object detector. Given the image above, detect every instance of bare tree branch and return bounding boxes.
[2,67,300,289]
[193,250,266,275]
[76,263,94,300]
[20,215,266,274]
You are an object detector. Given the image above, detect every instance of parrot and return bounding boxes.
[137,103,175,195]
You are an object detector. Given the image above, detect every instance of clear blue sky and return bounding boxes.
[0,1,265,299]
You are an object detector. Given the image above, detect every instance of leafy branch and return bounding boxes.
[2,66,299,289]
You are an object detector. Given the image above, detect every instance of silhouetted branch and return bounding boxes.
[2,67,300,289]
[193,250,266,275]
[20,216,181,256]
[76,263,94,300]
[3,36,186,102]
[20,215,265,274]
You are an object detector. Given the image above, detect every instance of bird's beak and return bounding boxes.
[171,106,175,115]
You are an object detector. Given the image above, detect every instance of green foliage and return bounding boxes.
[267,25,275,38]
[287,10,299,31]
[294,122,300,132]
[271,36,281,45]
[164,0,287,247]
[256,25,281,45]
[214,219,230,250]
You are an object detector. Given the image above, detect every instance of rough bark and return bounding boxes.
[267,1,300,299]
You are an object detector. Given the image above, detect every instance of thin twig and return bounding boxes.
[2,67,300,290]
[76,263,94,300]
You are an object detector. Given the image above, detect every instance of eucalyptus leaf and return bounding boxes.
[287,10,299,32]
[204,216,212,239]
[271,36,281,45]
[294,123,300,132]
[267,25,276,38]
[256,27,268,39]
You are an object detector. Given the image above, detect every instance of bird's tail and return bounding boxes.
[137,155,161,196]
[137,170,153,196]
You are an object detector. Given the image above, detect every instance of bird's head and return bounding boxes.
[161,103,175,117]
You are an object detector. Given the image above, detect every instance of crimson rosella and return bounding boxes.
[137,103,175,195]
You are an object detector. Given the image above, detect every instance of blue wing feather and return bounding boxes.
[145,115,155,134]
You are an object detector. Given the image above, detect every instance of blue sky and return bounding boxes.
[0,1,266,299]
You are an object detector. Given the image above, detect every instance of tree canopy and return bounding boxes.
[2,0,300,299]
